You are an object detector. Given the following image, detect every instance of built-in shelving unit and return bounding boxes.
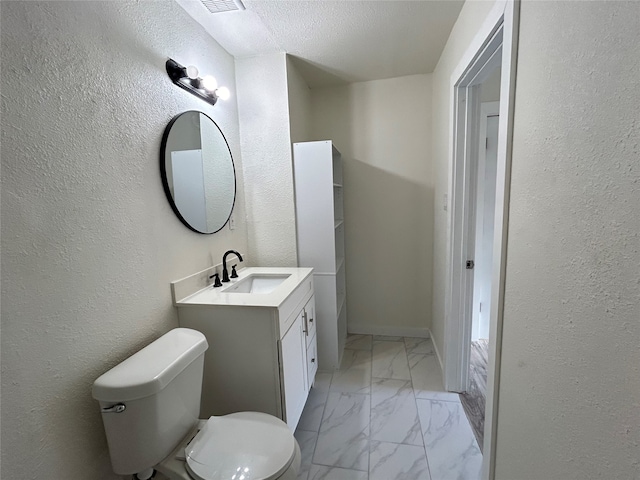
[293,140,347,370]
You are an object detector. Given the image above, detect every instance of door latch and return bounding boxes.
[466,260,475,269]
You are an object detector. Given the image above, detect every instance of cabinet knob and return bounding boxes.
[311,358,315,363]
[309,317,314,323]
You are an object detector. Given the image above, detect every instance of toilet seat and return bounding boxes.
[184,412,296,480]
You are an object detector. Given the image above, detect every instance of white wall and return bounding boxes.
[236,53,298,267]
[0,2,248,478]
[310,75,433,336]
[430,0,498,357]
[495,1,640,478]
[286,55,313,145]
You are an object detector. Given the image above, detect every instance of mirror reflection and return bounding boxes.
[161,111,236,234]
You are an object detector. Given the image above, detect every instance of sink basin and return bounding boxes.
[222,274,291,294]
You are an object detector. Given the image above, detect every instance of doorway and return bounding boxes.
[462,92,500,451]
[472,98,500,344]
[443,1,520,478]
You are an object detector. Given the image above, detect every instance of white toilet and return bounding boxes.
[92,328,301,480]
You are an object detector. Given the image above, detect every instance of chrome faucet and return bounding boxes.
[222,250,243,282]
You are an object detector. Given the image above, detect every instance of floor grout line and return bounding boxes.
[308,461,369,473]
[415,396,464,404]
[309,371,333,464]
[368,335,373,479]
[408,338,434,480]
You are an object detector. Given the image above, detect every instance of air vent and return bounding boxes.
[199,0,245,13]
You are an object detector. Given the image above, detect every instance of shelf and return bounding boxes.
[294,140,347,370]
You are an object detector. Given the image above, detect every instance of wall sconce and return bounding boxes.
[166,58,230,107]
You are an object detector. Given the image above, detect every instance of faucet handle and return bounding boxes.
[230,265,238,278]
[209,273,222,288]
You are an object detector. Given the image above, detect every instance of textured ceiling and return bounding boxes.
[175,0,464,87]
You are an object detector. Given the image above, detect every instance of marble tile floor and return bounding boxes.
[294,335,482,480]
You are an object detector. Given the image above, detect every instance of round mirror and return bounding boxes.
[160,111,236,234]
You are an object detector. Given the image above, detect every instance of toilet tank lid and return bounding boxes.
[92,328,208,402]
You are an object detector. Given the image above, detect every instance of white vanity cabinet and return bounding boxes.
[280,295,316,430]
[174,267,316,431]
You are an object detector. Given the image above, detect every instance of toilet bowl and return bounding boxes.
[156,413,301,480]
[92,328,300,480]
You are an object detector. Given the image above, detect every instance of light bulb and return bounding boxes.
[186,65,199,79]
[201,75,218,92]
[216,86,231,101]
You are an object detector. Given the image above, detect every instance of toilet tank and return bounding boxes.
[92,328,208,476]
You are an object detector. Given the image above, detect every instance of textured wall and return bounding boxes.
[495,2,640,478]
[0,2,248,478]
[310,75,433,336]
[286,55,313,145]
[430,0,498,358]
[236,53,298,267]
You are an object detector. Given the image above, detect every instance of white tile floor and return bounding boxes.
[294,335,482,480]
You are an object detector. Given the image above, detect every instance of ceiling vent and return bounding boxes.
[199,0,245,14]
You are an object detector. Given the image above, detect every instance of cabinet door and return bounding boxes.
[303,296,318,389]
[306,335,318,387]
[304,295,316,349]
[280,312,309,430]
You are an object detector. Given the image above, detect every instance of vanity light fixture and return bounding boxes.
[166,58,231,106]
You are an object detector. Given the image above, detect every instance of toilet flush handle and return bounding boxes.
[101,403,126,414]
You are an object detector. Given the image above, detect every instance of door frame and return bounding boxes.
[443,1,520,478]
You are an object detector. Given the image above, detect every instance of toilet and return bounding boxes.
[92,328,301,480]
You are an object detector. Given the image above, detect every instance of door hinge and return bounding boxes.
[466,260,475,269]
[486,137,489,149]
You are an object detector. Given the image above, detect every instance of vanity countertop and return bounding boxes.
[175,267,313,308]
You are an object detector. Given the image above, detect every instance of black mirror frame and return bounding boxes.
[160,111,236,234]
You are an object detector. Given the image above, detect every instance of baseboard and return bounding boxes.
[429,328,445,374]
[347,324,430,338]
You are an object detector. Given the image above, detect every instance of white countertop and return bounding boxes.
[176,267,314,308]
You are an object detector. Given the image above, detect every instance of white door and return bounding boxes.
[171,149,207,232]
[280,313,308,430]
[472,106,500,341]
